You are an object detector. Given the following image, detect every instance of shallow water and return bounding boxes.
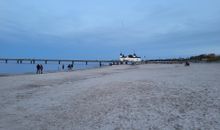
[0,61,107,75]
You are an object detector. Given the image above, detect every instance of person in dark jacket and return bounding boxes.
[40,64,44,74]
[185,61,190,66]
[62,64,65,70]
[36,64,40,74]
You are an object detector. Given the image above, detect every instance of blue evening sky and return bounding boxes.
[0,0,220,60]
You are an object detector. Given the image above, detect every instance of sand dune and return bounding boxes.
[0,64,220,130]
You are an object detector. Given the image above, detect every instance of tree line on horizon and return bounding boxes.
[189,53,220,62]
[145,53,220,62]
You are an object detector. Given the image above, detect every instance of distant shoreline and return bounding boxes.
[0,64,110,77]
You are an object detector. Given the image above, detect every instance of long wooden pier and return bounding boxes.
[0,58,120,66]
[0,58,188,66]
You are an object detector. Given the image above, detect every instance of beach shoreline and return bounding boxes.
[0,63,220,130]
[0,62,219,77]
[0,64,110,77]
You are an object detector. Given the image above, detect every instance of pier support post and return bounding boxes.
[72,61,74,65]
[45,60,47,64]
[58,61,61,64]
[20,60,22,64]
[5,59,8,64]
[17,60,19,64]
[33,60,35,64]
[86,61,88,65]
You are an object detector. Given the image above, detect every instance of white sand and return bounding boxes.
[0,63,220,130]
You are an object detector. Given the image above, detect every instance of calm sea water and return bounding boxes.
[0,61,108,75]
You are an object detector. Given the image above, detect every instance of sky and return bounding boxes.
[0,0,220,60]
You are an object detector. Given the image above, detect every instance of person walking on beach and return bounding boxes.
[71,64,73,70]
[40,64,44,74]
[67,64,71,71]
[67,64,73,71]
[185,61,190,66]
[36,64,40,74]
[62,64,65,70]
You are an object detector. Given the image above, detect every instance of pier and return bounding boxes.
[0,58,188,67]
[0,58,123,67]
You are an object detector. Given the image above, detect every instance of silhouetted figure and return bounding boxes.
[67,64,73,71]
[40,64,44,74]
[36,64,40,74]
[67,64,70,70]
[62,64,65,70]
[67,64,71,71]
[71,64,73,70]
[185,61,190,66]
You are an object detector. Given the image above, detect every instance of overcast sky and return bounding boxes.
[0,0,220,59]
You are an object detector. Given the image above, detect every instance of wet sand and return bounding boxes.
[0,63,220,130]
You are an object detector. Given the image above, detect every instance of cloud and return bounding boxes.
[0,0,220,58]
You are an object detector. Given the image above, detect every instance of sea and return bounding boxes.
[0,61,108,76]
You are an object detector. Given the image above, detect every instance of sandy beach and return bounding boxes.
[0,63,220,130]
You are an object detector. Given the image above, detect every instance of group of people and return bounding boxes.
[36,64,44,74]
[36,64,74,74]
[61,64,73,71]
[67,64,74,70]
